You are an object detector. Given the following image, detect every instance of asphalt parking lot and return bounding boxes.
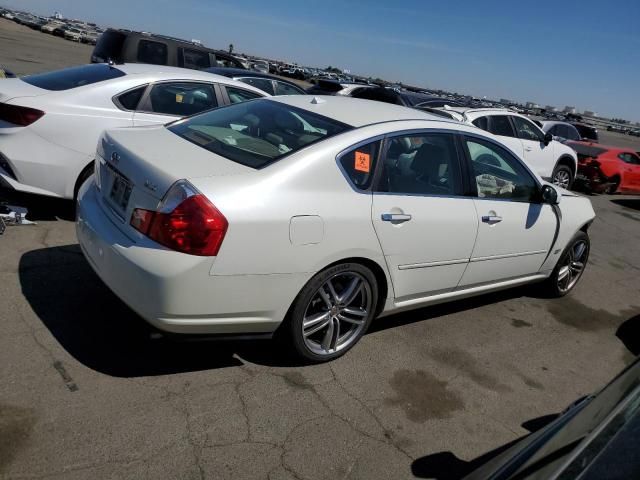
[1,18,640,480]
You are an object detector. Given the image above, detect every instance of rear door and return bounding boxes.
[132,81,223,126]
[370,131,478,301]
[459,135,557,286]
[511,115,556,179]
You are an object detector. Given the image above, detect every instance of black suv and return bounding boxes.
[91,29,246,70]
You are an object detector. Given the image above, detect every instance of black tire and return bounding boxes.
[606,177,620,194]
[74,164,93,201]
[552,164,574,190]
[285,263,378,363]
[542,231,590,298]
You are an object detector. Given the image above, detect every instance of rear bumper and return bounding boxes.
[76,182,308,335]
[575,164,615,193]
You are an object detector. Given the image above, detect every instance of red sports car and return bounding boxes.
[567,141,640,194]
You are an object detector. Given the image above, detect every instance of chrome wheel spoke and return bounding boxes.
[571,261,584,272]
[331,319,340,350]
[317,287,332,309]
[339,277,362,306]
[574,242,586,261]
[342,307,367,317]
[303,311,330,330]
[557,265,570,282]
[304,317,331,337]
[326,279,340,304]
[337,313,364,325]
[321,318,335,351]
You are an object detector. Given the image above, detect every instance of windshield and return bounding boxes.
[22,64,125,91]
[168,99,352,169]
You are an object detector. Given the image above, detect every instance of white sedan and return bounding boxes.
[76,96,595,362]
[0,63,265,199]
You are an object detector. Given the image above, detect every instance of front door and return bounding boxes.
[459,135,557,287]
[371,132,478,301]
[511,115,556,179]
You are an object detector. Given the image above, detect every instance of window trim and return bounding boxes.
[459,132,544,204]
[136,80,221,117]
[112,84,150,111]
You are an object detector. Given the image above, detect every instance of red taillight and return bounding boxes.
[131,194,228,256]
[0,103,45,126]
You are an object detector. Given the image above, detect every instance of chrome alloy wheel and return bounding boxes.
[557,239,588,293]
[553,169,571,189]
[302,272,373,356]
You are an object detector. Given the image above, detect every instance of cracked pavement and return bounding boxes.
[1,192,639,479]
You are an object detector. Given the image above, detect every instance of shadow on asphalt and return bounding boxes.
[18,245,303,377]
[0,188,74,221]
[616,314,640,356]
[611,198,640,211]
[19,245,547,377]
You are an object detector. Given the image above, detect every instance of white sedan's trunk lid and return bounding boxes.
[97,125,252,238]
[0,78,50,103]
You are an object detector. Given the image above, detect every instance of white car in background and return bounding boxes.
[437,108,578,189]
[0,63,265,199]
[76,96,595,362]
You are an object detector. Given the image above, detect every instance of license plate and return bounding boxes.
[109,170,132,211]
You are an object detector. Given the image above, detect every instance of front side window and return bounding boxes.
[377,133,462,196]
[512,116,544,142]
[137,40,168,65]
[181,48,210,69]
[168,99,352,169]
[338,141,381,190]
[465,136,538,202]
[567,125,581,141]
[225,86,263,104]
[22,64,125,91]
[274,81,306,95]
[148,82,217,116]
[238,77,275,95]
[619,153,640,165]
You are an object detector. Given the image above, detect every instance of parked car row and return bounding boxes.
[1,9,104,45]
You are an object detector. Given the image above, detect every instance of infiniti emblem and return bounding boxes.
[111,152,120,165]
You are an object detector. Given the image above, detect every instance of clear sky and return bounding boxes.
[3,0,639,121]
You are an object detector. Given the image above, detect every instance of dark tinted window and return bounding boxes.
[137,40,168,65]
[567,125,581,141]
[238,77,275,95]
[619,153,640,165]
[555,124,570,139]
[225,86,263,104]
[472,116,489,131]
[181,48,210,69]
[92,30,126,62]
[168,99,352,168]
[465,137,538,202]
[512,116,543,142]
[378,133,462,195]
[116,85,146,110]
[574,124,598,142]
[274,81,305,95]
[339,141,380,190]
[148,82,217,116]
[489,115,516,137]
[22,64,125,91]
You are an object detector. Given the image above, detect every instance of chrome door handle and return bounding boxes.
[482,215,503,224]
[381,213,412,222]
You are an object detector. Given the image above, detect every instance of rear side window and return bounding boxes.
[137,40,168,65]
[274,81,305,95]
[147,82,217,116]
[225,86,263,104]
[181,48,210,69]
[168,99,352,169]
[115,85,147,110]
[338,141,381,191]
[22,64,125,91]
[238,77,275,95]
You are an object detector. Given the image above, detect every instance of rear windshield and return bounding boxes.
[168,99,352,169]
[93,31,126,63]
[22,64,125,91]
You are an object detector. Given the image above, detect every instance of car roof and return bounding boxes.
[204,67,300,86]
[266,95,450,127]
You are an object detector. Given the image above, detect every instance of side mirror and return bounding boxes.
[543,132,553,145]
[541,184,560,204]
